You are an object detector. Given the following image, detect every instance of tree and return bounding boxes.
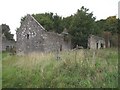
[20,16,26,24]
[33,13,54,31]
[1,24,14,41]
[33,13,64,33]
[96,19,106,35]
[105,16,118,34]
[96,16,118,47]
[68,6,97,48]
[62,15,73,30]
[19,9,118,48]
[53,14,64,33]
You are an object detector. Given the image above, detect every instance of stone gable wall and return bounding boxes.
[16,15,46,55]
[16,14,71,55]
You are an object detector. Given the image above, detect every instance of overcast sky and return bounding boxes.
[0,0,119,40]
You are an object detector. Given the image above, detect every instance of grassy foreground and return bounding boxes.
[2,48,118,88]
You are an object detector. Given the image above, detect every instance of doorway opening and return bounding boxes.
[96,43,98,49]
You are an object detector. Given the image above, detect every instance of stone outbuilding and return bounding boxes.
[0,33,16,52]
[0,25,16,52]
[2,34,16,52]
[16,14,71,55]
[88,35,106,49]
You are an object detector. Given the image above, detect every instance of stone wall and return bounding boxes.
[16,14,71,55]
[0,26,15,52]
[88,35,106,49]
[62,38,71,50]
[2,39,16,51]
[44,32,61,52]
[16,14,46,55]
[44,32,71,53]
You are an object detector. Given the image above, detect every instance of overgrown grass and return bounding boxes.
[2,48,118,88]
[0,52,2,89]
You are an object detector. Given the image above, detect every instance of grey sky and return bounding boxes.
[0,0,119,40]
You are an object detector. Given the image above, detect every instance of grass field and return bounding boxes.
[0,52,2,89]
[2,48,118,88]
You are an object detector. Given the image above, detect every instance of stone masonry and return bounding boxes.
[88,35,106,49]
[16,14,71,55]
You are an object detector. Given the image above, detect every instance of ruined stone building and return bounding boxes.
[16,14,71,55]
[0,33,16,52]
[88,35,106,49]
[0,25,16,52]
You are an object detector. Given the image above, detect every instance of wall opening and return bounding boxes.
[27,34,29,39]
[6,46,9,51]
[101,43,104,49]
[96,43,98,49]
[60,45,62,51]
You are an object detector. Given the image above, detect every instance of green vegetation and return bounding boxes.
[2,48,118,88]
[1,6,118,48]
[1,24,14,41]
[31,6,118,48]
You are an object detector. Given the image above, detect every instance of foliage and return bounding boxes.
[96,16,118,34]
[2,48,118,88]
[32,13,64,33]
[32,6,105,48]
[20,16,26,24]
[96,16,118,47]
[32,6,99,48]
[105,16,118,34]
[96,19,106,35]
[32,13,54,31]
[62,15,73,30]
[19,6,118,48]
[118,19,120,34]
[68,6,97,48]
[1,24,14,41]
[52,14,64,33]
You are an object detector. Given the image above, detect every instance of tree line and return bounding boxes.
[1,24,14,41]
[32,6,118,48]
[1,6,119,48]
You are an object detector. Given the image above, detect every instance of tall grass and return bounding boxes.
[2,48,118,88]
[0,52,2,89]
